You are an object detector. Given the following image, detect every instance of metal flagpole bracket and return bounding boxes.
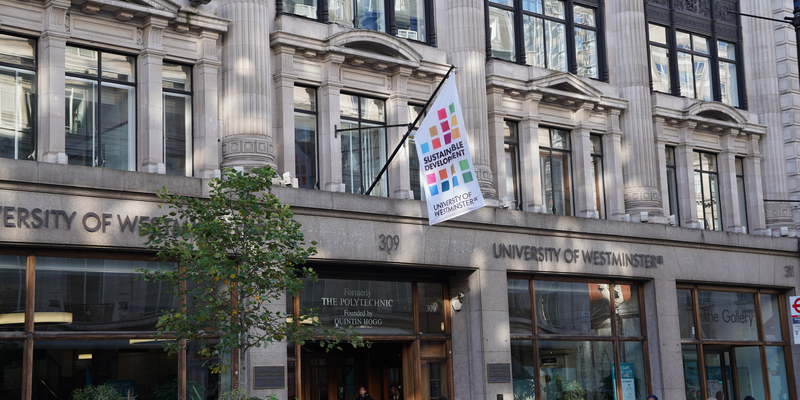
[363,64,457,196]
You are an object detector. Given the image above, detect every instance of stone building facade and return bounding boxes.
[0,0,800,400]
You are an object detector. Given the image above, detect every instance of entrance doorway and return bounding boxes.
[704,348,734,400]
[302,343,407,400]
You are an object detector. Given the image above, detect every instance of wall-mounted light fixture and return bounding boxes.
[451,292,465,312]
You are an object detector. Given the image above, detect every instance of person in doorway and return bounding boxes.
[716,391,725,400]
[389,384,402,399]
[647,395,658,400]
[359,386,374,400]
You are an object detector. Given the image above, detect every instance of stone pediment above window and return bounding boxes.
[72,0,178,19]
[652,100,765,136]
[486,72,626,113]
[327,31,423,64]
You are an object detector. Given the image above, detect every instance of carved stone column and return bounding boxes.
[610,0,661,217]
[138,16,169,174]
[273,45,297,180]
[38,0,71,164]
[387,67,412,199]
[220,0,275,169]
[741,0,792,232]
[520,93,542,212]
[443,0,497,203]
[318,54,345,192]
[194,30,222,178]
[486,87,506,204]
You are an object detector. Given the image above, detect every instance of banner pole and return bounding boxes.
[365,64,456,196]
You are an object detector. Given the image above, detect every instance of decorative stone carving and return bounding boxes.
[646,0,668,6]
[137,29,144,45]
[715,1,736,24]
[221,136,275,168]
[675,0,710,17]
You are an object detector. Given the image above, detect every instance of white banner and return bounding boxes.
[415,77,485,225]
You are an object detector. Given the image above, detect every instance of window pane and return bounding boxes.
[0,341,22,398]
[340,121,361,194]
[34,258,177,331]
[162,63,191,91]
[677,289,695,338]
[0,33,35,67]
[395,0,425,41]
[284,0,318,18]
[697,291,757,340]
[300,278,414,334]
[504,120,518,141]
[489,0,514,5]
[616,284,640,336]
[590,135,602,155]
[505,144,520,209]
[682,345,701,400]
[524,15,545,68]
[357,0,385,32]
[360,97,385,122]
[508,279,532,334]
[0,255,25,332]
[294,86,317,112]
[538,127,551,146]
[718,41,736,60]
[766,347,790,400]
[34,340,177,399]
[543,0,564,19]
[621,342,647,400]
[551,129,570,150]
[102,52,135,83]
[539,341,613,400]
[0,67,36,160]
[667,170,679,222]
[719,62,739,107]
[650,46,671,93]
[575,28,598,78]
[418,283,445,333]
[340,94,359,119]
[734,347,766,400]
[295,112,317,188]
[678,52,695,98]
[707,174,721,230]
[737,175,747,233]
[701,152,716,172]
[511,340,536,400]
[362,125,387,196]
[693,35,709,54]
[535,281,611,335]
[490,7,516,62]
[648,24,667,45]
[100,83,135,171]
[65,46,98,76]
[760,294,782,341]
[164,93,191,176]
[545,20,567,72]
[331,0,354,27]
[65,78,98,167]
[676,31,691,50]
[694,56,712,101]
[550,151,571,215]
[574,5,595,27]
[421,360,448,400]
[409,137,424,201]
[523,0,542,13]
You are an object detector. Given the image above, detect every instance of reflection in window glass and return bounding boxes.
[294,87,317,189]
[734,347,766,400]
[163,63,192,177]
[648,24,667,45]
[523,15,545,68]
[697,290,756,340]
[760,294,782,341]
[421,360,448,400]
[34,257,177,331]
[535,281,611,335]
[539,341,613,400]
[615,284,640,336]
[340,95,387,196]
[719,61,739,107]
[543,0,564,18]
[694,151,722,231]
[418,283,445,333]
[589,135,604,218]
[510,340,536,400]
[34,340,177,400]
[331,0,354,27]
[650,46,670,93]
[575,28,598,78]
[677,289,695,339]
[540,128,572,216]
[508,279,532,334]
[0,255,25,330]
[622,342,647,400]
[677,51,694,98]
[283,0,318,19]
[546,20,567,72]
[0,341,22,399]
[408,104,426,201]
[187,341,221,400]
[395,0,426,41]
[681,345,701,400]
[504,121,521,209]
[735,158,747,233]
[766,347,790,400]
[0,33,35,67]
[357,0,385,32]
[101,52,135,83]
[490,7,516,62]
[666,147,680,224]
[0,35,36,161]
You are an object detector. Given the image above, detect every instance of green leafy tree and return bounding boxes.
[139,166,364,377]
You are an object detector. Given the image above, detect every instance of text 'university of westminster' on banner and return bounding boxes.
[414,77,485,225]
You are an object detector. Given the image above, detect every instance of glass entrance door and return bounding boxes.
[704,349,734,400]
[302,343,404,400]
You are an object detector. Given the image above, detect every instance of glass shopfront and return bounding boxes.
[508,277,648,400]
[291,276,451,400]
[0,250,220,400]
[677,285,795,400]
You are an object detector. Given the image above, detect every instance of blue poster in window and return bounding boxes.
[612,363,636,400]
